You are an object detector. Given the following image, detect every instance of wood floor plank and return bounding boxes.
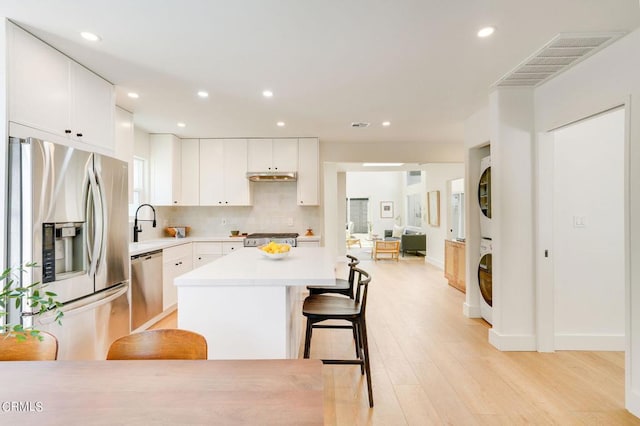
[150,256,640,425]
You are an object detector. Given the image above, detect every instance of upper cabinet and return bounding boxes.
[180,139,200,206]
[247,138,298,172]
[149,134,181,206]
[200,139,251,206]
[297,138,320,206]
[8,24,115,152]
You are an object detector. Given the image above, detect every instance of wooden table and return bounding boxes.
[0,359,324,425]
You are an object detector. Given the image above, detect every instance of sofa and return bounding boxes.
[384,226,426,256]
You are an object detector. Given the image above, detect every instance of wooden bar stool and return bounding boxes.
[302,267,373,407]
[307,254,359,298]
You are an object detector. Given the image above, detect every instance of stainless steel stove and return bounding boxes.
[243,233,298,247]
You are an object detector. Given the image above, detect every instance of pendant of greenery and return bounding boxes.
[1,262,64,341]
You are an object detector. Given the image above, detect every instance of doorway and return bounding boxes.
[538,107,626,351]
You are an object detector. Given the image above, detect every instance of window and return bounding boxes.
[130,156,146,215]
[406,170,421,186]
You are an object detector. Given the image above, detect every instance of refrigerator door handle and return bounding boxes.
[93,168,107,273]
[86,166,103,278]
[36,282,129,324]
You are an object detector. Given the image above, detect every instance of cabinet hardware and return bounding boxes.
[76,133,83,137]
[65,129,71,134]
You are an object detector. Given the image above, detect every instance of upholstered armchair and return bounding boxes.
[384,226,426,256]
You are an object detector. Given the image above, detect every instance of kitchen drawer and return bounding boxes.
[222,241,244,254]
[163,243,192,263]
[193,242,223,255]
[193,254,221,268]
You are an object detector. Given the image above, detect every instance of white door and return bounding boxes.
[538,107,626,351]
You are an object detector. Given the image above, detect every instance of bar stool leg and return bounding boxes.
[359,317,374,407]
[303,319,314,358]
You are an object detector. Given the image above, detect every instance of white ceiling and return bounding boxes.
[1,1,639,146]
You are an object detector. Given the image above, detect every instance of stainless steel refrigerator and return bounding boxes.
[6,137,130,360]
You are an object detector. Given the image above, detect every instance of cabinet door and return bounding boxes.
[222,241,244,255]
[223,139,251,205]
[247,139,273,172]
[180,139,200,205]
[163,256,191,310]
[150,134,181,205]
[272,139,298,171]
[444,241,455,281]
[9,24,71,135]
[455,245,466,292]
[297,138,319,205]
[114,107,134,203]
[297,240,320,247]
[199,139,225,205]
[193,254,221,268]
[70,62,115,151]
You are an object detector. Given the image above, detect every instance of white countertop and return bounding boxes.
[129,235,321,256]
[175,247,335,287]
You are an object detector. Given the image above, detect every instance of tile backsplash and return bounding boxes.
[132,181,322,241]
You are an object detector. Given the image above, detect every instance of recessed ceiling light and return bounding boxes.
[80,31,101,42]
[382,121,391,127]
[262,90,273,98]
[197,91,209,98]
[362,163,404,167]
[276,121,285,127]
[177,122,186,128]
[127,92,139,99]
[477,27,495,38]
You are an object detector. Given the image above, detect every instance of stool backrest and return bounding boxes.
[106,329,207,360]
[352,268,371,314]
[0,331,58,361]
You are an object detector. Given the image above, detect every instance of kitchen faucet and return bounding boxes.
[133,203,157,242]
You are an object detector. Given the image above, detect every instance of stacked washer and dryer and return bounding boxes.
[478,155,493,324]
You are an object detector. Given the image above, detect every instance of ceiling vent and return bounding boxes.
[493,32,626,88]
[351,122,370,128]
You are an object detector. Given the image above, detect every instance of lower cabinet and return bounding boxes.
[193,240,245,268]
[444,240,465,293]
[297,239,320,247]
[162,243,193,310]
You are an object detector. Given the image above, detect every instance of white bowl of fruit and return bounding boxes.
[258,242,291,259]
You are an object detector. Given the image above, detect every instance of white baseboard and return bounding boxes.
[463,302,481,318]
[426,256,444,270]
[554,333,625,351]
[489,329,537,351]
[626,388,640,418]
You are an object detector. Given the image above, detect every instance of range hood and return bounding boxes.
[246,171,297,182]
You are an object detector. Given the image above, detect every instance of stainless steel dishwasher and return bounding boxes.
[131,250,163,330]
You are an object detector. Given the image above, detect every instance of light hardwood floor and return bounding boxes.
[151,255,640,425]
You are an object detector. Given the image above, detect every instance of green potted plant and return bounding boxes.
[1,262,64,341]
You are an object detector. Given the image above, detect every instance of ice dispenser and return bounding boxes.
[42,222,87,283]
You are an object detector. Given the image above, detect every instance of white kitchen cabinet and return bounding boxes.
[162,243,193,310]
[114,107,134,203]
[193,242,223,268]
[192,240,245,268]
[248,138,298,172]
[149,134,182,206]
[70,62,115,151]
[297,239,320,247]
[223,240,245,254]
[8,24,115,152]
[297,138,320,206]
[200,139,251,206]
[180,139,200,205]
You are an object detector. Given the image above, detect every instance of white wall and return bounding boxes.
[346,171,404,237]
[552,108,625,350]
[423,164,464,269]
[0,19,7,273]
[532,27,640,416]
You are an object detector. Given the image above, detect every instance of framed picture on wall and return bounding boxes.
[380,201,394,218]
[427,191,440,226]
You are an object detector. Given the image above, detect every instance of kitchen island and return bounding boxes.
[175,247,335,359]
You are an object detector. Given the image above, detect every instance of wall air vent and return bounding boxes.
[493,32,626,88]
[351,122,370,128]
